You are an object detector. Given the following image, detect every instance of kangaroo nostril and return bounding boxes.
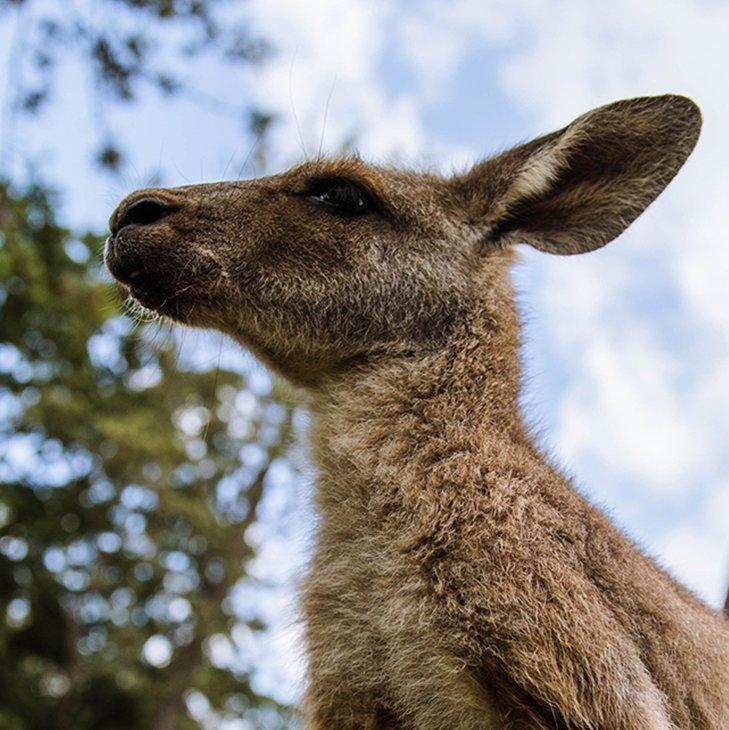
[114,197,179,233]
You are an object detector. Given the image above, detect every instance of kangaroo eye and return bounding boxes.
[307,178,372,217]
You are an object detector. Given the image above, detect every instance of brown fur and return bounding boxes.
[106,95,729,728]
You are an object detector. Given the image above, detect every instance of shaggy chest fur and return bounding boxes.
[301,337,729,729]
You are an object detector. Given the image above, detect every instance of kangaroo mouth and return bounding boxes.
[127,273,169,309]
[105,235,146,283]
[105,235,180,314]
[104,233,222,322]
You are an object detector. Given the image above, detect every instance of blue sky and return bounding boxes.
[2,0,729,709]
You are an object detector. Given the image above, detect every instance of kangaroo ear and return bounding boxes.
[453,95,702,255]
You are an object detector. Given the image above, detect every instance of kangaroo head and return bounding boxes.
[106,95,700,385]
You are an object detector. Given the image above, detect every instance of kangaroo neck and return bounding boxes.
[307,290,530,516]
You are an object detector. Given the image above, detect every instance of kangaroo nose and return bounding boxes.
[111,196,179,235]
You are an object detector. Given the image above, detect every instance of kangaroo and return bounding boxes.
[106,95,729,729]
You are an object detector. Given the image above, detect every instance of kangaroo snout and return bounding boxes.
[105,186,223,319]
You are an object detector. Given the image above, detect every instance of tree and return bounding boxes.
[0,3,301,726]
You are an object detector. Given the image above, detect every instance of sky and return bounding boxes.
[2,0,729,710]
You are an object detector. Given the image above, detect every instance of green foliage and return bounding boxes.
[0,180,297,728]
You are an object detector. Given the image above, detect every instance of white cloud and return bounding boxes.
[678,188,729,332]
[555,332,707,494]
[245,0,427,164]
[657,491,729,608]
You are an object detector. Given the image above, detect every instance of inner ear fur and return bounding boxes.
[453,95,702,255]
